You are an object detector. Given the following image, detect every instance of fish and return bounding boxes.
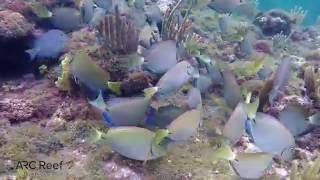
[145,105,187,129]
[185,87,202,109]
[155,61,197,99]
[133,0,145,10]
[96,127,166,161]
[208,0,243,14]
[240,31,256,57]
[71,51,110,93]
[142,40,178,75]
[269,57,291,105]
[167,109,201,141]
[51,7,82,32]
[222,103,247,144]
[81,0,95,24]
[32,3,52,18]
[193,75,213,93]
[278,106,313,136]
[89,87,157,127]
[89,7,106,28]
[231,152,273,179]
[222,66,243,109]
[145,5,163,25]
[93,0,113,12]
[219,15,232,34]
[26,30,68,61]
[245,112,295,161]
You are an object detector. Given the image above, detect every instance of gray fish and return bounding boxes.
[247,113,295,161]
[222,103,247,144]
[145,5,162,25]
[269,57,291,105]
[52,7,82,32]
[193,75,212,93]
[223,67,243,109]
[167,109,201,141]
[134,0,145,10]
[155,61,196,99]
[143,40,178,74]
[89,7,106,28]
[97,127,166,161]
[186,87,202,109]
[278,106,313,136]
[93,0,113,12]
[231,152,273,179]
[208,0,243,14]
[81,0,95,24]
[26,30,68,61]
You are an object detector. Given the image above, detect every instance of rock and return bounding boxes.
[0,10,33,39]
[0,10,34,76]
[254,10,293,37]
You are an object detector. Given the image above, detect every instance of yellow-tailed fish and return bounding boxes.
[247,112,295,161]
[278,106,313,137]
[222,66,243,109]
[167,108,201,141]
[155,61,198,99]
[222,103,247,144]
[231,152,273,179]
[72,51,110,92]
[98,127,166,161]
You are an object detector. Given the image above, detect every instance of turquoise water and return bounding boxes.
[258,0,320,25]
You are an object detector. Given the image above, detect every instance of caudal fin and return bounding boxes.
[25,49,38,61]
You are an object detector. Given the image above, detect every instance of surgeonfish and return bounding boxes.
[71,51,110,93]
[89,87,157,127]
[142,40,178,75]
[94,127,166,161]
[278,106,314,136]
[222,66,243,109]
[167,109,201,141]
[245,112,295,161]
[26,30,68,61]
[51,7,82,32]
[155,61,197,99]
[208,0,243,14]
[222,103,247,144]
[231,152,273,179]
[81,0,95,24]
[269,57,291,105]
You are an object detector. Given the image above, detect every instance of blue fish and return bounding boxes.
[26,30,68,61]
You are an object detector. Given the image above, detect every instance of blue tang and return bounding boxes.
[26,30,68,61]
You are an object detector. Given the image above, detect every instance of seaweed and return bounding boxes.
[55,54,72,91]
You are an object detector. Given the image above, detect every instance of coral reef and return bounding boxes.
[97,6,139,54]
[254,9,293,37]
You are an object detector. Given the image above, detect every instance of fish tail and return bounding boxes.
[25,49,38,61]
[101,111,116,127]
[143,87,158,98]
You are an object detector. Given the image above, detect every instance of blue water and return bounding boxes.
[258,0,320,25]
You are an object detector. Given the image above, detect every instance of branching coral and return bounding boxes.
[272,32,289,51]
[290,6,308,26]
[161,0,192,44]
[304,65,320,105]
[97,6,139,54]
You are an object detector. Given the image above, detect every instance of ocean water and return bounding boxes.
[258,0,320,25]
